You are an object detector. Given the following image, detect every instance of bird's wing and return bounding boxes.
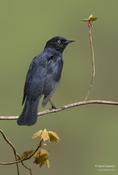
[22,56,37,105]
[22,51,54,105]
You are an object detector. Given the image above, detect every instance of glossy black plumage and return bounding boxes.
[17,36,74,126]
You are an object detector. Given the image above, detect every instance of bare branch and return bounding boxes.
[84,20,96,100]
[1,98,117,168]
[0,100,118,121]
[16,153,33,175]
[20,162,32,175]
[0,129,43,174]
[0,139,43,165]
[0,129,20,175]
[0,99,118,166]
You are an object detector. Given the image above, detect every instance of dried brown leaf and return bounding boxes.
[20,150,34,160]
[32,130,43,139]
[83,14,97,22]
[48,131,60,142]
[33,149,49,168]
[32,129,50,141]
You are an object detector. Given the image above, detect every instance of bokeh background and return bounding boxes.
[0,0,118,174]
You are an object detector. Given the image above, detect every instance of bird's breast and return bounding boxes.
[46,57,63,82]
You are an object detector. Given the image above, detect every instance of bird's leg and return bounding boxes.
[49,99,57,109]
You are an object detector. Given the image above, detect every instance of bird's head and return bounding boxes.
[45,36,74,53]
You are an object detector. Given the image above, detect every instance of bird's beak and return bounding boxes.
[65,40,75,44]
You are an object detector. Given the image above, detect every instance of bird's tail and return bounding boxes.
[17,98,39,126]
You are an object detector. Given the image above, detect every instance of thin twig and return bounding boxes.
[20,162,32,175]
[84,21,95,100]
[0,129,20,175]
[0,139,43,165]
[0,130,33,175]
[0,99,118,120]
[16,153,33,175]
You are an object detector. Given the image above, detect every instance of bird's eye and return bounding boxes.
[57,40,61,44]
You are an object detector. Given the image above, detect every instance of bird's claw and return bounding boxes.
[51,105,57,109]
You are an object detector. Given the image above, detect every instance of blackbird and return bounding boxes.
[17,36,74,125]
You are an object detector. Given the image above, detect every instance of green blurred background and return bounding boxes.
[0,0,118,174]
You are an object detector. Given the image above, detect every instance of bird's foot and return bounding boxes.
[49,104,57,110]
[51,104,57,109]
[49,100,57,110]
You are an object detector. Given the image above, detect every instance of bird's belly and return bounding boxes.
[43,76,58,96]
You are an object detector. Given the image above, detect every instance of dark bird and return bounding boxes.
[17,36,74,126]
